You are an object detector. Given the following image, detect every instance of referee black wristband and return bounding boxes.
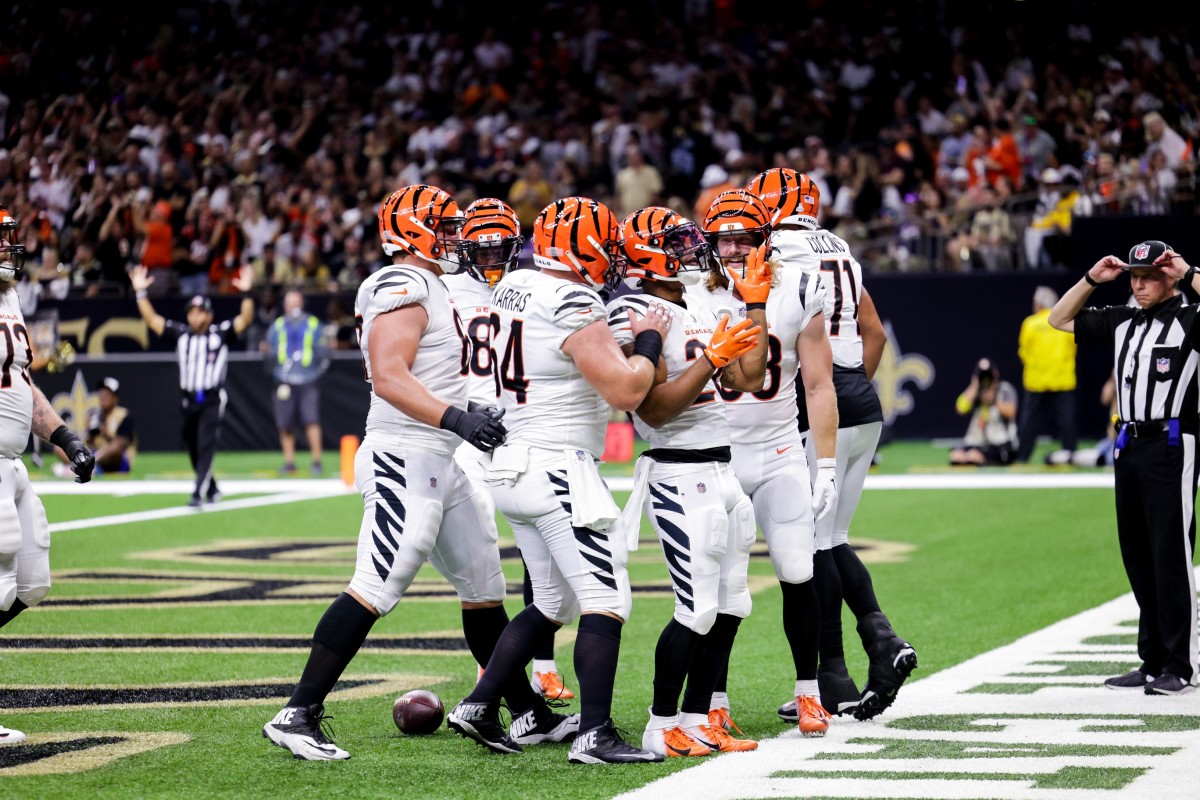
[49,425,77,450]
[632,330,663,365]
[1083,272,1100,287]
[746,302,766,311]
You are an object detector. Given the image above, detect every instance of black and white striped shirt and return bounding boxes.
[1075,294,1200,425]
[162,320,239,394]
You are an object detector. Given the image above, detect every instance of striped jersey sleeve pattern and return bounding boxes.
[551,284,605,331]
[606,294,651,348]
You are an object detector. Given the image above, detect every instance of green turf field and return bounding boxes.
[0,442,1139,799]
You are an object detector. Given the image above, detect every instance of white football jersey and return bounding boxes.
[442,271,498,407]
[355,265,468,455]
[772,228,866,369]
[687,265,826,445]
[607,292,730,450]
[0,289,32,458]
[489,269,608,456]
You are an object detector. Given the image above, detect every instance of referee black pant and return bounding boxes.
[1114,431,1199,683]
[182,392,224,500]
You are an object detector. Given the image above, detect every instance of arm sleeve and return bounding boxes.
[605,295,649,348]
[160,320,185,345]
[1074,306,1133,346]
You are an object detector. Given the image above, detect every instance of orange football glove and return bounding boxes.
[729,242,772,304]
[704,315,762,369]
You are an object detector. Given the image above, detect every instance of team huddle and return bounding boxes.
[261,169,918,764]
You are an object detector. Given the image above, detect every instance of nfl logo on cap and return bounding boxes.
[1134,244,1151,261]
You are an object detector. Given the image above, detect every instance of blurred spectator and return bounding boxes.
[691,164,736,224]
[506,158,553,232]
[250,240,294,291]
[1022,168,1078,269]
[135,199,175,296]
[963,186,1016,271]
[1141,111,1189,168]
[323,295,358,352]
[1016,286,1078,463]
[950,357,1019,466]
[1016,114,1058,186]
[614,143,663,217]
[265,289,329,475]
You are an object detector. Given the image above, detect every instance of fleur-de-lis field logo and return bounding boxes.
[872,322,935,427]
[51,370,99,437]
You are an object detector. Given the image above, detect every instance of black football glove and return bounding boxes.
[49,425,96,484]
[440,405,507,453]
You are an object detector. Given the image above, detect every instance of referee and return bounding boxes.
[1049,240,1198,696]
[130,266,254,507]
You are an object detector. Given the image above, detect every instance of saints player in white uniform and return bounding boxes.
[690,188,840,736]
[748,168,916,723]
[264,185,574,761]
[0,206,95,746]
[609,207,766,757]
[447,198,575,702]
[448,196,671,764]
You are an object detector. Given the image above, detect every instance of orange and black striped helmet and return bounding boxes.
[0,206,26,281]
[531,197,624,290]
[701,189,772,266]
[745,167,820,228]
[377,184,466,270]
[620,206,712,284]
[458,198,523,286]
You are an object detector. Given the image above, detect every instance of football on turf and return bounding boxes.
[393,689,444,735]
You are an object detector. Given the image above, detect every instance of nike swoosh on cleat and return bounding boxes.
[667,745,693,756]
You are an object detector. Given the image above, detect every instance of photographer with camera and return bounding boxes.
[949,357,1020,466]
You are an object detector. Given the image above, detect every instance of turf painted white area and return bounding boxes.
[618,581,1199,800]
[48,491,347,533]
[29,473,1115,496]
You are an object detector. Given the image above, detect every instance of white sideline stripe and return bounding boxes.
[31,473,1113,496]
[618,571,1200,800]
[48,492,344,533]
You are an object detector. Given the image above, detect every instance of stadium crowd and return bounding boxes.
[0,1,1196,310]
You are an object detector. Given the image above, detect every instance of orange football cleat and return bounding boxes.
[531,670,576,700]
[797,695,830,737]
[689,723,758,752]
[707,707,747,735]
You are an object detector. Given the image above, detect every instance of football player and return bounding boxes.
[448,197,671,764]
[264,185,574,761]
[447,198,574,701]
[0,205,95,746]
[747,168,917,722]
[692,188,837,736]
[611,207,766,757]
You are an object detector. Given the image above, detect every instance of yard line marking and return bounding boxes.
[30,473,1115,496]
[617,574,1200,800]
[48,492,344,533]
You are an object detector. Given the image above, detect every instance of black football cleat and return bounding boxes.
[568,719,662,764]
[1104,669,1154,690]
[510,704,580,745]
[854,612,918,721]
[447,701,522,754]
[818,657,862,717]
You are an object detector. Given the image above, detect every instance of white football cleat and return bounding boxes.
[262,705,350,760]
[0,724,27,745]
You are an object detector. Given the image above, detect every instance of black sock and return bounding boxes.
[780,579,820,681]
[813,548,845,663]
[470,604,558,706]
[462,605,544,714]
[522,564,557,662]
[289,593,378,708]
[0,599,27,629]
[574,613,622,731]
[833,543,881,618]
[682,614,741,715]
[650,618,701,717]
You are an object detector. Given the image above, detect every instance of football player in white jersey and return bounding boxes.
[691,188,839,736]
[447,198,574,702]
[0,206,95,746]
[448,197,672,764]
[610,207,766,757]
[748,168,917,722]
[265,185,575,761]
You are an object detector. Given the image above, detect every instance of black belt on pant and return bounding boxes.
[1121,420,1169,438]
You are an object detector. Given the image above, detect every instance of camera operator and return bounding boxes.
[950,358,1020,465]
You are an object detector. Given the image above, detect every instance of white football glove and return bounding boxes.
[811,458,838,521]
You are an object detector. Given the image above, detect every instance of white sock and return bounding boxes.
[710,691,730,711]
[679,712,709,731]
[795,679,819,698]
[646,711,678,731]
[532,659,557,675]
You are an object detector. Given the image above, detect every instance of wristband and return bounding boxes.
[1186,265,1198,284]
[745,302,766,311]
[439,406,465,432]
[49,425,77,450]
[1083,273,1100,288]
[631,330,663,365]
[135,290,149,299]
[816,457,837,470]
